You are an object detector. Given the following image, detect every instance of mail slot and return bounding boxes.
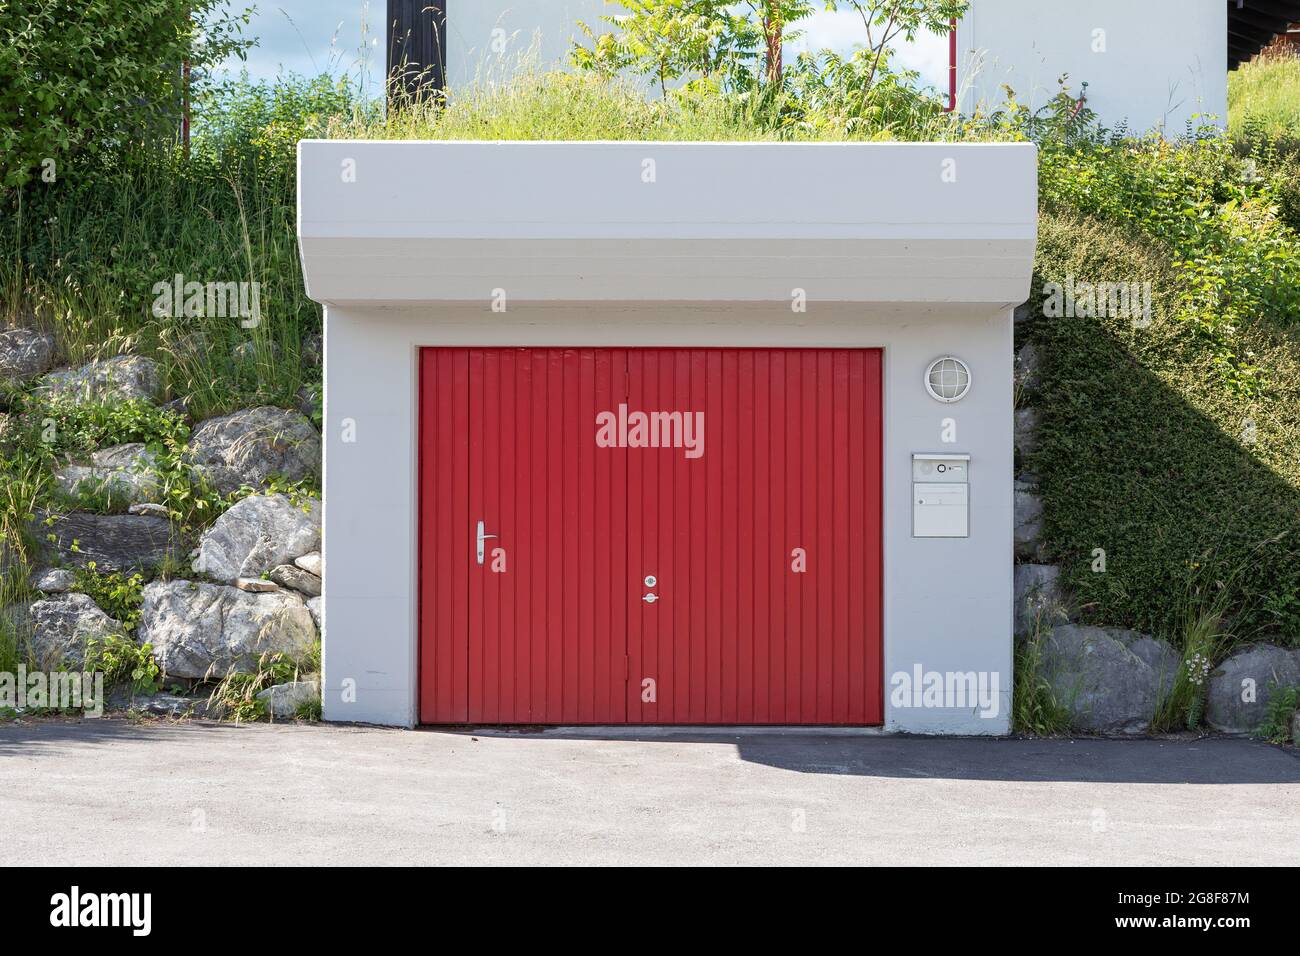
[913,453,971,538]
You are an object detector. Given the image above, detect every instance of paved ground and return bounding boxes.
[1,719,1297,866]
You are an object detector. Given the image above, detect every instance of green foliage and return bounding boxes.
[0,0,252,187]
[207,650,308,722]
[1256,684,1300,745]
[1039,131,1300,392]
[72,568,145,631]
[571,0,967,133]
[1229,51,1300,147]
[1031,212,1300,642]
[84,631,160,695]
[1012,626,1070,736]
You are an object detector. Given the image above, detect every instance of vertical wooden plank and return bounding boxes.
[720,349,740,723]
[514,349,533,721]
[847,350,867,724]
[576,349,595,721]
[531,349,550,721]
[464,349,483,721]
[800,350,819,722]
[754,350,773,723]
[687,350,708,722]
[831,350,851,722]
[481,350,501,722]
[784,350,802,721]
[457,348,478,723]
[562,350,581,722]
[497,350,517,721]
[736,350,756,723]
[545,348,565,722]
[611,349,629,723]
[865,349,885,724]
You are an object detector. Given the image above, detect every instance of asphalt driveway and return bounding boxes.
[1,720,1297,866]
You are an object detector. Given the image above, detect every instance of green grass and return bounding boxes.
[1230,51,1300,144]
[1029,211,1300,644]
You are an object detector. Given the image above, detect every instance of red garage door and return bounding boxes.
[419,348,882,725]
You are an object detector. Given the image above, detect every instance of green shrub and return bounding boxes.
[1256,684,1300,745]
[0,0,251,187]
[1031,211,1300,642]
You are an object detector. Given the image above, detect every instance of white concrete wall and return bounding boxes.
[322,302,1013,734]
[445,0,610,89]
[959,0,1227,133]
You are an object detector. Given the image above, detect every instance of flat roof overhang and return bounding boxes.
[297,140,1039,309]
[1229,0,1300,69]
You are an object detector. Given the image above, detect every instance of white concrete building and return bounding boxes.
[297,140,1038,733]
[957,0,1229,133]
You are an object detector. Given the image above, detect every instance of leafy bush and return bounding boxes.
[72,568,145,631]
[1256,684,1300,745]
[0,0,251,187]
[84,631,161,695]
[1030,211,1300,642]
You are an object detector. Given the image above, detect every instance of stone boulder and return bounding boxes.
[138,580,317,680]
[1014,407,1041,461]
[33,510,183,573]
[306,597,321,629]
[186,406,320,495]
[38,355,161,405]
[30,567,76,594]
[55,442,160,506]
[1014,563,1068,640]
[23,593,128,670]
[1014,341,1043,392]
[294,551,322,576]
[0,328,55,384]
[269,563,321,597]
[1014,480,1044,560]
[191,494,320,583]
[256,679,319,718]
[1041,624,1179,734]
[1206,644,1300,734]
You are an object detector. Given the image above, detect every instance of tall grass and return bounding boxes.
[1230,49,1300,145]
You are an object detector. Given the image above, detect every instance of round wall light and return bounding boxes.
[925,356,972,403]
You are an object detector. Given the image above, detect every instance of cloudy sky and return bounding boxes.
[219,1,950,95]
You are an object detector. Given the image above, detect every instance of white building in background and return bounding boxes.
[443,0,609,89]
[956,0,1228,133]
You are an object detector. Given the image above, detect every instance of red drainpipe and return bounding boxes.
[946,17,958,112]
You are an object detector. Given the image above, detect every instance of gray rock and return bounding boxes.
[1206,644,1300,734]
[130,691,209,718]
[32,510,183,573]
[294,551,322,577]
[1114,631,1182,708]
[1014,341,1043,393]
[1013,302,1034,325]
[38,355,162,404]
[1013,563,1068,640]
[301,334,322,367]
[1014,480,1044,560]
[306,597,322,629]
[23,593,128,670]
[128,503,170,518]
[55,442,160,506]
[30,567,76,593]
[256,679,319,718]
[0,328,55,384]
[191,494,321,584]
[270,563,321,597]
[1014,407,1041,462]
[234,577,280,593]
[1041,624,1166,734]
[297,384,321,421]
[186,405,320,495]
[138,580,317,680]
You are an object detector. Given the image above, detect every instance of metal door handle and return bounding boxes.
[643,593,658,603]
[476,520,497,565]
